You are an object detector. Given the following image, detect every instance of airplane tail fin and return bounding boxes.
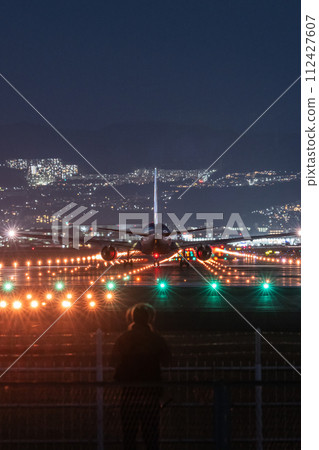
[154,168,159,226]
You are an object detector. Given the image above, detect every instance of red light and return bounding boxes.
[153,253,159,259]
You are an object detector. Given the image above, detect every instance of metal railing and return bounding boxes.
[0,329,301,448]
[0,379,300,449]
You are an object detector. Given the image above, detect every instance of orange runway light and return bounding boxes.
[30,300,39,308]
[46,293,53,300]
[86,293,93,299]
[26,293,32,300]
[62,300,71,308]
[13,300,22,310]
[89,300,96,308]
[106,292,113,301]
[0,300,7,308]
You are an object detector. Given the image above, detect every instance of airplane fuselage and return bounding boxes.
[136,233,179,256]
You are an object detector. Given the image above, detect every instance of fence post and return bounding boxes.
[255,329,263,450]
[96,328,104,450]
[214,383,230,449]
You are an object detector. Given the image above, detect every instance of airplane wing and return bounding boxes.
[176,232,297,249]
[96,226,149,237]
[7,230,134,250]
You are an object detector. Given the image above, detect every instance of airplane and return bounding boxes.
[6,168,297,267]
[83,168,296,267]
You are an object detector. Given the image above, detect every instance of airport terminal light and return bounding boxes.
[3,281,14,292]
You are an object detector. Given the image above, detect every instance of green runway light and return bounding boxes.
[55,281,65,291]
[211,281,219,289]
[158,280,168,289]
[3,281,14,292]
[123,275,130,281]
[262,282,270,290]
[106,281,116,290]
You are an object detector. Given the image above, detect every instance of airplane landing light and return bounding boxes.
[7,229,17,238]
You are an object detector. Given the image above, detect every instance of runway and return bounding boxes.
[0,255,300,287]
[0,255,300,331]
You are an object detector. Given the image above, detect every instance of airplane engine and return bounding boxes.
[196,245,212,261]
[101,245,117,261]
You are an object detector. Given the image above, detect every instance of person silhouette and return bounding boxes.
[111,303,171,450]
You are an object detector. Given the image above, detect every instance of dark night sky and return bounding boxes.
[0,0,300,171]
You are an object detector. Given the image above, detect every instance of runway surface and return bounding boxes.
[0,255,300,331]
[0,256,300,287]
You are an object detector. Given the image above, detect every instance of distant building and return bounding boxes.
[6,158,78,185]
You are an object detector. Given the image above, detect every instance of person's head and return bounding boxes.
[129,303,155,326]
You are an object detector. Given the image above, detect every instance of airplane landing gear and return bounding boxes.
[123,251,133,267]
[179,250,189,268]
